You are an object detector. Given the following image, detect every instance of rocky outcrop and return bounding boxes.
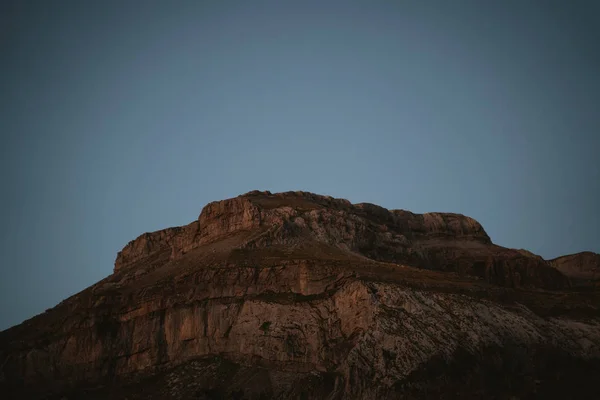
[550,252,600,287]
[197,196,262,243]
[113,191,568,289]
[1,190,596,399]
[114,227,182,271]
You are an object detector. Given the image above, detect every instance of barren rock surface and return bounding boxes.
[549,252,600,287]
[1,191,599,399]
[114,191,567,289]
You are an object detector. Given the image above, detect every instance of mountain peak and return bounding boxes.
[113,190,567,290]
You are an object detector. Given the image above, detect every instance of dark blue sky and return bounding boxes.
[1,0,599,330]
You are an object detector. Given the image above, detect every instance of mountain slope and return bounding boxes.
[1,190,599,399]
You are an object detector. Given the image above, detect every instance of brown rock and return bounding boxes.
[1,190,597,400]
[549,251,600,287]
[114,191,567,289]
[114,227,182,272]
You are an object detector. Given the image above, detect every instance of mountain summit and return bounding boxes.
[115,190,566,289]
[1,191,599,399]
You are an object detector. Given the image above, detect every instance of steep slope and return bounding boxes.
[1,191,598,400]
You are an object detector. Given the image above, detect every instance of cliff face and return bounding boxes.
[1,191,598,400]
[113,190,566,289]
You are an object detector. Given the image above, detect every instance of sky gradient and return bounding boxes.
[1,0,599,330]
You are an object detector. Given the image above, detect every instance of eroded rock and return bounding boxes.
[112,191,567,289]
[2,190,598,399]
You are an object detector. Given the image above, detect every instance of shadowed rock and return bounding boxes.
[549,251,600,287]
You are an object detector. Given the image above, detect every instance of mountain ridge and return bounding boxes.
[114,190,569,290]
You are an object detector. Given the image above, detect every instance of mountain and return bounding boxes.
[1,190,599,399]
[549,252,600,288]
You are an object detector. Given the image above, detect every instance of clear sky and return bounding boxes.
[1,0,598,330]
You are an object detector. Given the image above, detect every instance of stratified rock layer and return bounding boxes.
[1,190,599,400]
[115,191,567,290]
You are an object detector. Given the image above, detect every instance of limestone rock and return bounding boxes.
[1,190,598,399]
[113,191,567,289]
[114,227,182,272]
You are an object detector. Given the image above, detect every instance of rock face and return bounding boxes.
[549,251,600,287]
[114,190,567,289]
[1,190,598,399]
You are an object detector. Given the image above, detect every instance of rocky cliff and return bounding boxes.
[114,190,567,289]
[1,191,599,399]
